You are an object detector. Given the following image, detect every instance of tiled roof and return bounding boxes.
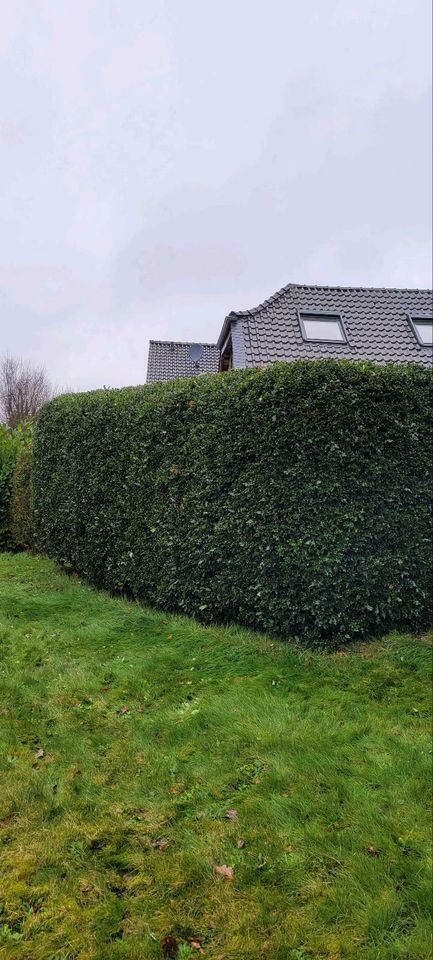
[147,340,220,382]
[224,283,433,368]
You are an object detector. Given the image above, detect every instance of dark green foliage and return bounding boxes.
[10,442,34,550]
[33,361,433,647]
[0,424,20,551]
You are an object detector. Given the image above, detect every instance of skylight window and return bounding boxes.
[299,312,347,343]
[410,317,433,346]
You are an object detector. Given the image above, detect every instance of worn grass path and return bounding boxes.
[0,553,431,960]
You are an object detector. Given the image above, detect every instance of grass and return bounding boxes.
[0,553,431,960]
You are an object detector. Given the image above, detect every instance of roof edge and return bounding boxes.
[217,314,236,350]
[149,339,218,348]
[223,280,433,324]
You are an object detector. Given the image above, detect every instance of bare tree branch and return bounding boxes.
[0,356,56,428]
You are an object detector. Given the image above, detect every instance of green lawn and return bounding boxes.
[0,553,431,960]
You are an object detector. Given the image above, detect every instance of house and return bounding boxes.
[146,282,433,382]
[146,340,220,383]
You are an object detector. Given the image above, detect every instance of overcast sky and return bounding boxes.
[1,1,432,391]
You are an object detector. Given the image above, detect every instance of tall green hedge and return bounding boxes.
[33,361,432,647]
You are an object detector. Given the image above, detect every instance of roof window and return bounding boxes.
[409,316,433,346]
[299,312,347,343]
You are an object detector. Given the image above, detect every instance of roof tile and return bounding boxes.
[231,283,432,368]
[147,341,219,383]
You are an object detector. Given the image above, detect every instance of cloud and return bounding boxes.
[0,0,431,390]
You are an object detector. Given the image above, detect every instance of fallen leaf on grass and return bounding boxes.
[169,784,181,795]
[81,881,101,898]
[190,940,204,953]
[150,837,170,851]
[214,864,234,879]
[366,846,380,857]
[225,809,238,821]
[100,685,110,692]
[117,706,130,715]
[236,838,245,848]
[161,935,178,958]
[167,634,173,641]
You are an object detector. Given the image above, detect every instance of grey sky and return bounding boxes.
[1,0,431,391]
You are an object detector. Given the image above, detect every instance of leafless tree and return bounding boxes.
[0,356,55,428]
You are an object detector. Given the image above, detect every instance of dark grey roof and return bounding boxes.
[147,340,220,382]
[220,282,433,367]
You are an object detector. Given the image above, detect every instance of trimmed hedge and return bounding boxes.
[33,361,432,647]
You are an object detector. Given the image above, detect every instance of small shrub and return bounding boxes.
[0,424,19,551]
[0,422,33,552]
[33,360,433,648]
[10,442,34,550]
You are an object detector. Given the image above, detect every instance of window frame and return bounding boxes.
[407,314,433,347]
[297,310,349,345]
